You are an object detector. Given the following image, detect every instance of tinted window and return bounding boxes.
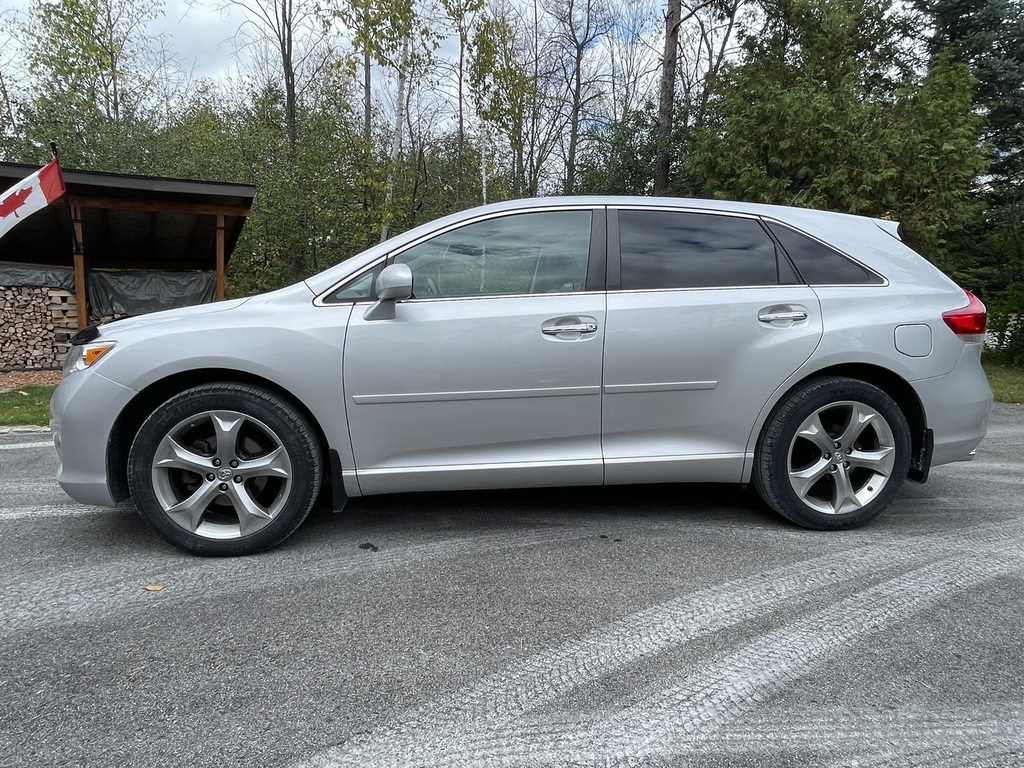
[395,211,592,298]
[767,222,883,285]
[618,211,778,289]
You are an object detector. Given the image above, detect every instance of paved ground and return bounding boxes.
[1,406,1022,767]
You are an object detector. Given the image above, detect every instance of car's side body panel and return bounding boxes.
[602,285,823,484]
[343,292,607,493]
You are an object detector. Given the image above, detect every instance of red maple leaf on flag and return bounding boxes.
[0,187,32,219]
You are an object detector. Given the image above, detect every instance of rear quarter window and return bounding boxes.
[766,221,884,285]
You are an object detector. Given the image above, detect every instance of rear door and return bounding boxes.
[602,207,823,484]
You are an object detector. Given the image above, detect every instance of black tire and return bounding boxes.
[127,383,322,556]
[754,377,910,530]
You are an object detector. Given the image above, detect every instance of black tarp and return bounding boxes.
[0,262,216,316]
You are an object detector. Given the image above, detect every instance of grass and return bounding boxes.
[0,385,55,427]
[982,361,1024,404]
[1,363,1022,429]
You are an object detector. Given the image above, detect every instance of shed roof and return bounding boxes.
[0,162,256,270]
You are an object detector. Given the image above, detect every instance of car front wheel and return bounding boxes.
[128,383,322,556]
[754,377,911,530]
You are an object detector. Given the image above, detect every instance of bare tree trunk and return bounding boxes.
[363,48,372,148]
[480,122,488,204]
[0,69,17,133]
[457,32,466,202]
[380,36,410,242]
[654,0,681,195]
[362,6,373,239]
[280,0,297,152]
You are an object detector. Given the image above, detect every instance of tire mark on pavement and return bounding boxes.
[0,503,111,521]
[309,707,1021,765]
[450,550,1023,766]
[845,741,1024,768]
[295,522,1022,767]
[0,440,52,451]
[0,527,587,639]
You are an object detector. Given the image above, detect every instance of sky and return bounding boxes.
[0,0,464,101]
[0,0,246,80]
[157,1,243,79]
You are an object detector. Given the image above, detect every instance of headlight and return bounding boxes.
[63,341,116,373]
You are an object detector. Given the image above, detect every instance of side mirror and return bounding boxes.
[363,263,413,321]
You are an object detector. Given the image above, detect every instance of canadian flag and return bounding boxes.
[0,159,67,240]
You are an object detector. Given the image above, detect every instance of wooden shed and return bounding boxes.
[0,163,255,370]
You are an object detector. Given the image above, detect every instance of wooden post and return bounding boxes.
[70,204,89,330]
[216,214,226,301]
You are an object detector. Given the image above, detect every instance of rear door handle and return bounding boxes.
[542,322,598,335]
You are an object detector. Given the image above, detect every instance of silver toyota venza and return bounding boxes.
[51,197,992,555]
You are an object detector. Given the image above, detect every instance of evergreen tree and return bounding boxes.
[689,0,986,265]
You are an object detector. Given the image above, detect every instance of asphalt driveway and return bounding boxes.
[1,406,1021,767]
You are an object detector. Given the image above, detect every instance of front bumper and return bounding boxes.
[51,369,137,507]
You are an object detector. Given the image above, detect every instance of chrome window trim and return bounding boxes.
[313,204,600,306]
[609,284,794,295]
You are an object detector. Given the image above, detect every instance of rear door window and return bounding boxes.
[617,210,779,290]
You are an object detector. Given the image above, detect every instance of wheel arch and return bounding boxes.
[750,362,927,481]
[106,368,337,505]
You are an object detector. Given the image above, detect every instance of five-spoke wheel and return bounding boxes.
[755,377,910,529]
[128,384,321,555]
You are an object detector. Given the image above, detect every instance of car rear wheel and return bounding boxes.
[754,377,910,530]
[128,383,321,556]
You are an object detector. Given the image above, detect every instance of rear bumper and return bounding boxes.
[912,344,992,468]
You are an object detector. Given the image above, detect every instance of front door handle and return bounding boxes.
[542,322,598,335]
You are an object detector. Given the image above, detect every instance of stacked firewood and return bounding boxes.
[0,286,78,371]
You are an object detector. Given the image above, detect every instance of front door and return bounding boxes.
[342,208,606,495]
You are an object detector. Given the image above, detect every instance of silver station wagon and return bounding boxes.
[51,197,993,555]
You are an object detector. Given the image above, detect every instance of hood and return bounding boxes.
[94,281,317,338]
[97,296,252,336]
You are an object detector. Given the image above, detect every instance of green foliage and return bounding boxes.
[6,0,164,169]
[925,0,1024,190]
[923,0,1024,362]
[328,0,418,69]
[469,12,537,192]
[689,0,985,266]
[982,360,1024,402]
[576,108,657,195]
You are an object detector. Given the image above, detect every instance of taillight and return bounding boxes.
[942,290,987,343]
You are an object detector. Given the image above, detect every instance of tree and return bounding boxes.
[217,0,334,154]
[923,0,1024,363]
[440,0,485,204]
[690,0,985,263]
[548,0,612,194]
[470,2,563,196]
[6,0,168,169]
[653,0,731,194]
